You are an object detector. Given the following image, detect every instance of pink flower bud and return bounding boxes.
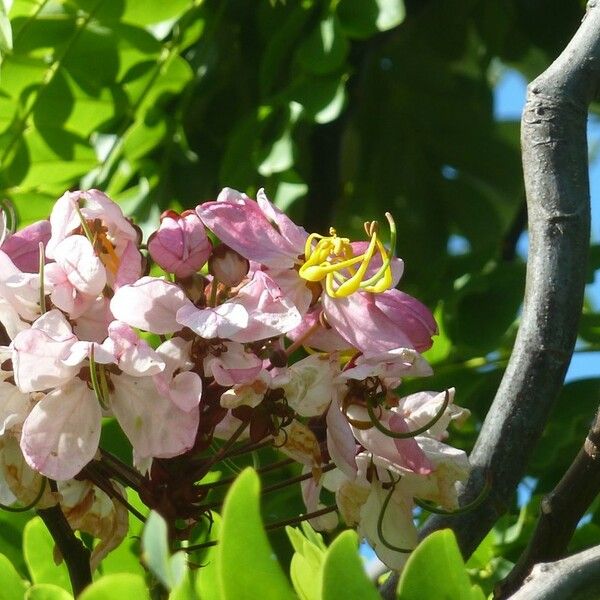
[208,243,249,287]
[148,210,212,278]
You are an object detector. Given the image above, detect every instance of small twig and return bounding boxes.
[194,421,248,480]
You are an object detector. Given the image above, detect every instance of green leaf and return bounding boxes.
[296,15,348,75]
[169,572,198,600]
[0,552,29,599]
[141,511,186,591]
[217,468,295,600]
[0,507,33,577]
[321,531,379,600]
[397,530,483,600]
[194,512,222,600]
[23,517,71,592]
[97,488,145,577]
[258,129,294,176]
[78,574,150,600]
[287,526,325,600]
[337,0,405,39]
[290,74,347,124]
[121,0,190,26]
[0,0,12,53]
[24,584,72,600]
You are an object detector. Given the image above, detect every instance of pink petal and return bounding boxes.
[1,220,51,273]
[197,188,303,268]
[111,375,199,460]
[20,381,101,480]
[110,277,191,334]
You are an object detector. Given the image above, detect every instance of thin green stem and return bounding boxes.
[0,476,47,512]
[366,390,450,440]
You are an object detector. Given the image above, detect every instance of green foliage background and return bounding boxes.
[0,0,599,597]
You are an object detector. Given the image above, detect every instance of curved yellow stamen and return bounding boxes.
[299,213,396,298]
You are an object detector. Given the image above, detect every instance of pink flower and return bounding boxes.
[46,189,142,288]
[44,235,107,318]
[197,188,307,269]
[203,342,263,386]
[11,310,80,393]
[322,289,437,357]
[148,210,212,278]
[1,220,51,273]
[110,277,191,334]
[20,378,102,480]
[0,250,41,338]
[177,271,301,343]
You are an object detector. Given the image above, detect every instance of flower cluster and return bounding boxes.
[0,188,470,570]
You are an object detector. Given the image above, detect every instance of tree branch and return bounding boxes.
[37,501,92,596]
[380,2,600,597]
[496,407,600,598]
[505,545,600,600]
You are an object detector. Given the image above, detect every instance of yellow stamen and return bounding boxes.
[298,213,397,298]
[97,233,120,275]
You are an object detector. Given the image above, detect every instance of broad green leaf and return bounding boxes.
[321,530,379,600]
[287,526,325,600]
[98,489,145,577]
[258,129,294,176]
[24,584,72,600]
[0,1,12,53]
[141,510,186,591]
[397,530,483,600]
[296,15,348,76]
[169,572,198,600]
[0,552,29,599]
[194,512,222,600]
[23,517,71,592]
[337,0,405,39]
[290,74,347,124]
[0,506,32,577]
[217,468,295,600]
[79,574,150,600]
[121,0,190,26]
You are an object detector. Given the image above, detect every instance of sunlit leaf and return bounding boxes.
[217,468,295,600]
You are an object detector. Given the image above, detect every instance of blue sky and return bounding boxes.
[495,69,600,383]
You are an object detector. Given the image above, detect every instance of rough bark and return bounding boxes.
[506,545,600,600]
[495,408,600,598]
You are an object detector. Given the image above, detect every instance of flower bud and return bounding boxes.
[208,243,249,287]
[148,210,212,278]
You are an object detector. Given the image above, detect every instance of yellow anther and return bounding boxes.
[299,213,397,298]
[97,233,120,275]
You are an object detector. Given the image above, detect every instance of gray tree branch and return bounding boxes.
[495,407,600,598]
[380,1,600,596]
[505,545,600,600]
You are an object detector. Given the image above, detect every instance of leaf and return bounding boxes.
[258,129,294,176]
[194,512,222,600]
[290,74,347,124]
[0,0,12,53]
[24,584,72,600]
[321,531,379,600]
[141,511,186,591]
[0,552,29,599]
[397,530,483,600]
[287,526,325,600]
[78,574,150,600]
[121,0,190,26]
[216,468,295,600]
[23,517,71,592]
[337,0,405,39]
[296,15,348,76]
